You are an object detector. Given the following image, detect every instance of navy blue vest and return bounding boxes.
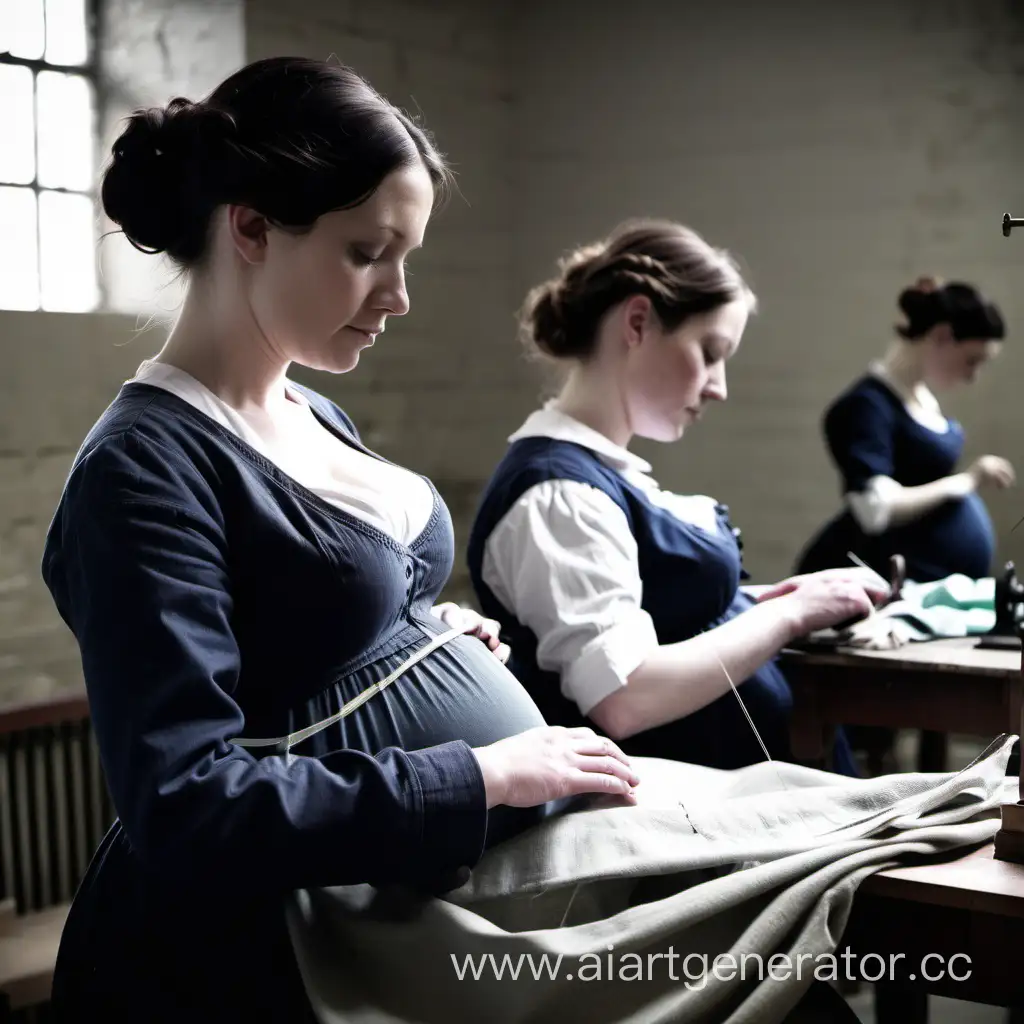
[467,437,794,770]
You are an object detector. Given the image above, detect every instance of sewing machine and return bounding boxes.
[974,561,1024,651]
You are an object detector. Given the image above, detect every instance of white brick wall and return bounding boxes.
[3,0,1024,703]
[0,312,155,703]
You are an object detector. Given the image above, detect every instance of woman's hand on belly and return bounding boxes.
[432,602,511,664]
[472,725,640,809]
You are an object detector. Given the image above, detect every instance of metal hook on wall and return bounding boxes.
[1003,213,1024,237]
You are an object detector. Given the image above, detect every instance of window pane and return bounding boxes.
[0,65,36,184]
[39,189,98,312]
[45,0,89,65]
[36,70,94,191]
[0,187,40,311]
[0,0,46,60]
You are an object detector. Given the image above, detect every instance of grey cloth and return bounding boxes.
[287,735,1016,1024]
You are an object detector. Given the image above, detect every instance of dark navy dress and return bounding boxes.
[40,382,547,1023]
[796,375,995,582]
[468,437,840,772]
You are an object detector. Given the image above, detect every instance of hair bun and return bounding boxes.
[520,243,608,360]
[102,98,233,259]
[524,282,576,359]
[895,276,1005,342]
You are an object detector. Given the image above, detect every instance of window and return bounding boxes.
[0,0,99,312]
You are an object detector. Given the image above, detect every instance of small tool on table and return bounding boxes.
[846,551,905,610]
[824,552,905,633]
[786,553,906,648]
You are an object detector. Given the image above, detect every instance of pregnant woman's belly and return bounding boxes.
[316,630,546,752]
[889,492,996,582]
[293,626,550,846]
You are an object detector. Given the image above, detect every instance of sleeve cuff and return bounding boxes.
[561,610,660,717]
[405,740,489,879]
[846,476,900,535]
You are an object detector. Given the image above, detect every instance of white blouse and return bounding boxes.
[130,360,435,547]
[481,402,725,717]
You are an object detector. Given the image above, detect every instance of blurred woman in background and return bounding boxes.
[796,276,1012,584]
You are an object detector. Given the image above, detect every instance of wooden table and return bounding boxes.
[781,637,1021,771]
[843,840,1024,1021]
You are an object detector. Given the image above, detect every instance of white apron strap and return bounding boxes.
[232,626,467,755]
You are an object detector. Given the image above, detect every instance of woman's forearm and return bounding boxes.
[587,596,802,740]
[882,472,975,527]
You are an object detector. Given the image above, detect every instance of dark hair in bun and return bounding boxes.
[520,219,754,361]
[101,56,452,268]
[896,276,1006,343]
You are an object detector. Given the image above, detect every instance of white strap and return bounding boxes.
[232,626,466,755]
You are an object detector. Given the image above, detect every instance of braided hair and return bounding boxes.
[520,219,754,360]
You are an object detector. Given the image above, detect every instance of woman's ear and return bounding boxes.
[623,295,653,348]
[227,205,271,265]
[931,323,955,347]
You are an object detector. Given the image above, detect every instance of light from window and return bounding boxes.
[37,70,93,191]
[0,187,40,311]
[40,191,97,310]
[0,65,35,184]
[0,2,46,62]
[45,0,89,66]
[0,0,98,312]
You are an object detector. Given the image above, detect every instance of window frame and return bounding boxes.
[0,0,104,311]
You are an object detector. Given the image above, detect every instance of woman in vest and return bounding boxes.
[467,220,887,772]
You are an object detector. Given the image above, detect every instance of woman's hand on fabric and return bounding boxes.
[472,726,640,809]
[758,573,881,636]
[432,602,511,664]
[755,566,890,606]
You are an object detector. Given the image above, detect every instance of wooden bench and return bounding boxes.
[0,695,113,1020]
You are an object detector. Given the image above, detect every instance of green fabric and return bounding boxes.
[287,735,1015,1024]
[884,574,995,640]
[910,574,994,611]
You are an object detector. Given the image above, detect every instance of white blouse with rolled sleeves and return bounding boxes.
[481,403,730,716]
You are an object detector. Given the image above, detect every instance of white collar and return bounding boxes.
[868,360,940,413]
[132,358,310,408]
[508,401,653,475]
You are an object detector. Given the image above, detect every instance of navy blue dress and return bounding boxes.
[796,375,995,582]
[40,382,547,1023]
[468,437,827,772]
